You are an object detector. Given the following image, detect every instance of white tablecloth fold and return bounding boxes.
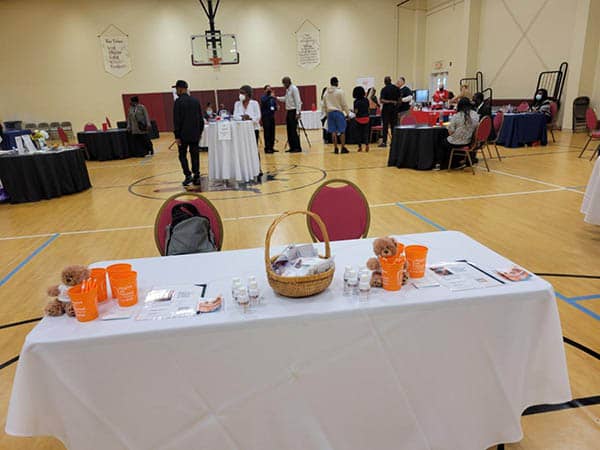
[207,120,260,182]
[581,155,600,225]
[6,231,571,450]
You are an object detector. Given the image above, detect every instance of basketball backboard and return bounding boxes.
[191,32,239,66]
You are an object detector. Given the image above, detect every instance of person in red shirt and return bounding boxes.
[432,84,449,109]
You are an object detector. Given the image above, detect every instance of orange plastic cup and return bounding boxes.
[68,284,99,322]
[110,271,138,307]
[90,268,108,302]
[396,242,405,256]
[405,245,428,278]
[107,263,132,298]
[379,254,406,291]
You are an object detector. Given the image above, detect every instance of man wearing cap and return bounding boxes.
[172,80,204,186]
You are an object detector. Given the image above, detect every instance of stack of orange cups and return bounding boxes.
[89,268,108,302]
[107,264,132,299]
[405,245,429,278]
[379,242,406,291]
[68,284,99,322]
[109,270,138,307]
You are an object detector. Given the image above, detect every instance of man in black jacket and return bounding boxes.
[172,80,204,186]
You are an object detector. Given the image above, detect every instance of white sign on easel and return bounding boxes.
[22,135,38,153]
[217,121,232,141]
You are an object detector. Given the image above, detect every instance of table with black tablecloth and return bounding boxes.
[1,130,32,150]
[388,125,449,170]
[324,115,381,144]
[496,113,548,148]
[116,120,160,139]
[77,129,133,161]
[0,148,91,203]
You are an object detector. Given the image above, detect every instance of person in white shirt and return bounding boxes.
[233,85,264,181]
[277,76,303,152]
[322,76,350,154]
[233,85,262,142]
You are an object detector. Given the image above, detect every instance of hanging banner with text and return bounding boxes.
[296,20,320,70]
[100,25,132,78]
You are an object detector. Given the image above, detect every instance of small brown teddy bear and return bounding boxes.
[366,237,408,287]
[45,265,90,317]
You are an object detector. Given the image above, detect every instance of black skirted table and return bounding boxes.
[77,129,133,161]
[495,113,548,148]
[0,148,91,203]
[388,125,449,170]
[324,115,381,144]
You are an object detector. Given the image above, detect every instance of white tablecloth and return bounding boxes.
[300,110,322,129]
[206,120,260,182]
[6,231,570,450]
[581,155,600,225]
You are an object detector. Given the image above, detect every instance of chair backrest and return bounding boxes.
[475,116,492,144]
[50,122,60,128]
[585,108,598,131]
[307,179,370,242]
[400,114,417,126]
[60,121,73,130]
[57,127,69,145]
[84,123,98,132]
[24,123,37,130]
[493,111,504,134]
[517,102,530,113]
[154,193,224,256]
[38,122,50,130]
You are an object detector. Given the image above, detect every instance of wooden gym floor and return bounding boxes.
[0,127,598,449]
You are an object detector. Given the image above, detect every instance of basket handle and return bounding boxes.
[264,210,331,270]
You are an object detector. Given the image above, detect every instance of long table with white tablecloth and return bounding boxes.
[582,155,600,224]
[206,120,260,182]
[6,231,571,450]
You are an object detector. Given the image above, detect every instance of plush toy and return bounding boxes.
[44,265,90,317]
[366,237,407,287]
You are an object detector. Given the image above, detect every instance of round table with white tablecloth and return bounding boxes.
[206,120,260,183]
[581,156,600,225]
[300,110,322,129]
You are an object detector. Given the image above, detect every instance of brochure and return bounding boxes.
[429,261,503,291]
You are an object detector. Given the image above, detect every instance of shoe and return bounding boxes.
[378,143,387,148]
[182,175,193,186]
[192,176,201,186]
[288,149,302,153]
[334,148,339,154]
[365,146,370,153]
[358,147,362,152]
[273,149,279,152]
[264,150,273,154]
[432,164,441,171]
[341,147,350,154]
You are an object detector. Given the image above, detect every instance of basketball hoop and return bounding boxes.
[210,56,222,70]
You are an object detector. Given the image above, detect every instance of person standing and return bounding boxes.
[379,76,400,147]
[277,76,302,153]
[260,85,278,153]
[366,87,380,115]
[172,80,204,186]
[126,96,154,157]
[323,77,350,154]
[396,77,413,123]
[234,85,263,181]
[353,86,371,152]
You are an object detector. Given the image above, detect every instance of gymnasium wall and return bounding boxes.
[0,0,399,131]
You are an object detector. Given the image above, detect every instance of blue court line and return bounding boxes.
[394,202,599,321]
[395,203,446,231]
[570,294,600,301]
[0,233,60,287]
[555,292,600,321]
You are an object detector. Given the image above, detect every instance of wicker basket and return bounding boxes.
[265,210,335,298]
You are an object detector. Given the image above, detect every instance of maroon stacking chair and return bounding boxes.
[306,179,370,242]
[578,108,600,160]
[83,123,98,132]
[516,102,530,113]
[400,114,417,126]
[484,111,503,161]
[58,127,89,159]
[548,102,558,143]
[448,116,492,175]
[154,193,224,256]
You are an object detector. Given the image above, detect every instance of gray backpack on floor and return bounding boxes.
[165,203,217,255]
